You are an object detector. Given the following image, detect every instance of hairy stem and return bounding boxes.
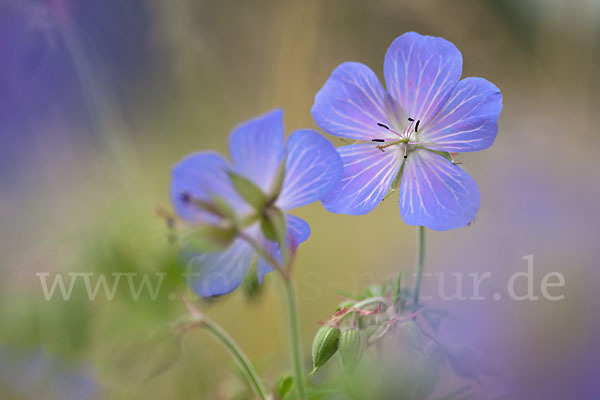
[413,225,425,307]
[202,317,270,400]
[281,276,308,399]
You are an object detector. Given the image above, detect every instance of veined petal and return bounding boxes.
[185,238,254,297]
[384,32,462,126]
[277,130,343,210]
[170,152,249,223]
[399,148,480,231]
[418,77,502,152]
[229,109,285,193]
[257,214,310,284]
[312,62,399,141]
[323,143,402,215]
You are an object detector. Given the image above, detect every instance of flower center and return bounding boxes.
[372,117,421,158]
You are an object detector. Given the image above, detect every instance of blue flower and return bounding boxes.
[312,32,503,230]
[171,109,343,297]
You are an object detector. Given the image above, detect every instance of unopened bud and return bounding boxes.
[310,325,340,375]
[339,328,366,376]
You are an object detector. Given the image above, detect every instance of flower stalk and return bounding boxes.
[177,299,270,400]
[413,225,425,307]
[202,318,270,400]
[282,276,308,399]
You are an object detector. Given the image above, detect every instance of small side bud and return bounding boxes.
[310,325,340,375]
[339,328,366,376]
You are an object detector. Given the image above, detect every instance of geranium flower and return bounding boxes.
[312,32,502,230]
[171,109,342,296]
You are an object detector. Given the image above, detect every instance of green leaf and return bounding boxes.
[268,156,287,201]
[184,225,236,253]
[227,171,268,211]
[260,206,287,244]
[275,375,293,398]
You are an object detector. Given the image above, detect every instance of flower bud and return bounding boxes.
[339,328,366,376]
[310,325,340,375]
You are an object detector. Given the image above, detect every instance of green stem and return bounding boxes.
[281,276,308,400]
[203,317,269,400]
[412,225,426,307]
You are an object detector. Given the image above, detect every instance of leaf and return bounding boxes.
[227,171,268,211]
[275,375,293,398]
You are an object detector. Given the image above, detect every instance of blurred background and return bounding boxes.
[1,0,599,398]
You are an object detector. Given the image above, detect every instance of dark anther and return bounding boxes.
[372,139,385,143]
[180,192,192,204]
[404,155,408,159]
[415,120,421,132]
[377,122,389,129]
[408,117,414,122]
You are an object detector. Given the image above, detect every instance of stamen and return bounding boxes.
[371,139,385,143]
[376,122,402,137]
[415,120,421,133]
[404,117,415,139]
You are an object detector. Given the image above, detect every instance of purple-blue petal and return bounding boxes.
[419,77,503,152]
[384,32,463,125]
[229,109,285,193]
[257,214,310,284]
[170,152,249,223]
[277,130,343,210]
[312,62,399,141]
[399,149,480,231]
[323,143,402,215]
[186,238,255,297]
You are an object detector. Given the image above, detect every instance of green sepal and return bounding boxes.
[241,256,262,301]
[426,148,454,162]
[310,325,341,375]
[227,171,268,211]
[209,195,239,224]
[268,156,287,202]
[184,225,236,253]
[260,206,287,244]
